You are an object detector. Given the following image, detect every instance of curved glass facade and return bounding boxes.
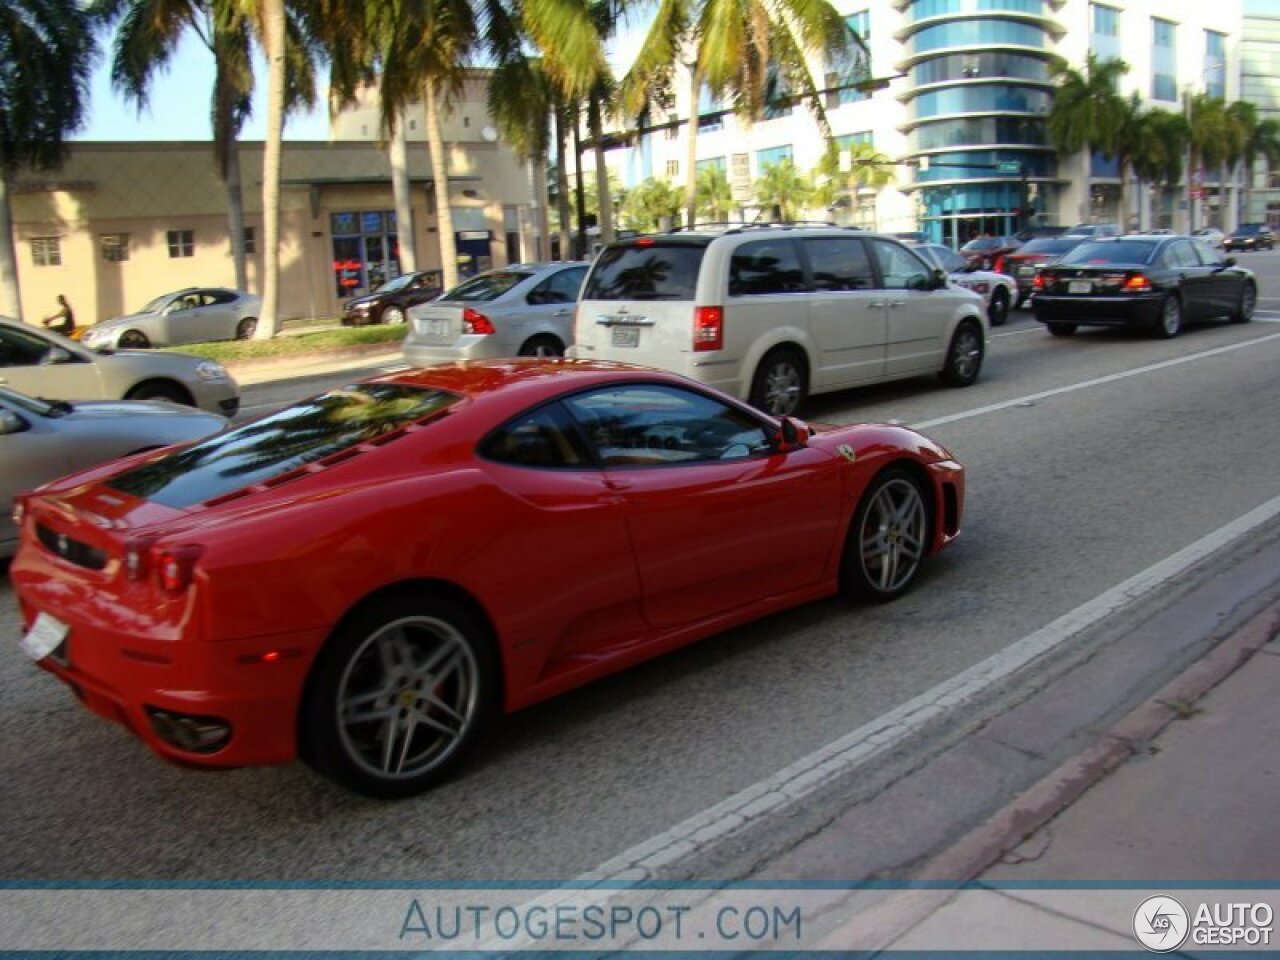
[910,0,1047,21]
[912,85,1051,120]
[909,52,1050,87]
[914,150,1054,181]
[912,117,1047,151]
[910,20,1047,55]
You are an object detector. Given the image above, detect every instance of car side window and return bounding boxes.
[728,240,808,296]
[481,403,590,469]
[1190,240,1221,266]
[206,291,238,305]
[529,267,586,305]
[1166,242,1199,269]
[801,237,874,291]
[870,239,933,290]
[0,326,55,368]
[564,384,773,467]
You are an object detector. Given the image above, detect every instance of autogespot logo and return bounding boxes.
[1134,895,1191,952]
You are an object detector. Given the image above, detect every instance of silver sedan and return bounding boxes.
[0,387,227,558]
[403,262,589,365]
[82,287,261,350]
[915,243,1018,327]
[0,317,240,416]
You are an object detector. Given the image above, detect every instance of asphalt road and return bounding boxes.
[3,250,1280,882]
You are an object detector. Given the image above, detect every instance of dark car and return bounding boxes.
[1032,236,1257,339]
[1064,223,1120,239]
[1013,225,1070,242]
[1224,223,1275,252]
[959,235,1021,272]
[341,270,444,326]
[1002,235,1090,307]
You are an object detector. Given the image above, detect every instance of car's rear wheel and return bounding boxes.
[518,334,565,357]
[841,468,931,602]
[749,347,808,416]
[1232,281,1256,323]
[236,317,258,340]
[301,595,497,798]
[125,379,194,405]
[381,306,406,326]
[987,287,1009,327]
[1047,322,1077,337]
[1155,295,1183,339]
[939,319,983,387]
[118,330,150,349]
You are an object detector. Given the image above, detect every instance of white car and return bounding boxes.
[0,317,239,415]
[914,243,1017,327]
[1192,228,1226,251]
[82,287,261,350]
[571,226,988,416]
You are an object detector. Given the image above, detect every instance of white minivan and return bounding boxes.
[570,226,988,415]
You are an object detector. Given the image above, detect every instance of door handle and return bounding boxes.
[555,309,571,317]
[868,301,886,309]
[888,301,905,309]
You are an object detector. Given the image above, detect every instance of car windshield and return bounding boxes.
[439,271,532,302]
[105,383,459,508]
[920,246,967,272]
[0,386,61,417]
[1234,225,1264,235]
[961,237,1002,251]
[136,293,175,314]
[1064,241,1158,265]
[375,274,415,293]
[1017,237,1082,254]
[584,243,707,300]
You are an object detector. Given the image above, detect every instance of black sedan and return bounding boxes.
[1224,223,1274,252]
[341,270,444,326]
[1032,236,1256,339]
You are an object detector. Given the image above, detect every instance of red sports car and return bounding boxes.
[11,361,965,797]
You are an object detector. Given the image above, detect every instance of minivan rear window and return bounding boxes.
[106,383,458,508]
[584,244,706,300]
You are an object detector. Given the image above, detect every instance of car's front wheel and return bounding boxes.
[125,379,194,405]
[988,287,1010,327]
[841,468,931,602]
[236,317,258,340]
[749,347,808,416]
[301,595,497,798]
[1155,295,1183,339]
[939,320,984,387]
[1232,281,1256,323]
[119,330,150,349]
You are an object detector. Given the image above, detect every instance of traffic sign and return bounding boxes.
[997,161,1022,174]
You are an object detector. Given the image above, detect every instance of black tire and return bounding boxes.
[125,380,193,405]
[840,467,932,603]
[987,287,1009,327]
[939,320,984,387]
[1154,294,1182,339]
[118,329,150,349]
[381,305,406,326]
[518,334,565,357]
[236,317,258,340]
[1015,293,1028,311]
[749,347,808,416]
[1231,282,1257,324]
[1047,322,1077,337]
[300,594,497,799]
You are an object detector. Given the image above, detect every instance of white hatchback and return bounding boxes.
[571,227,988,415]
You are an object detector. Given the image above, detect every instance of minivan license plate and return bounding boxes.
[611,326,640,348]
[1068,280,1093,294]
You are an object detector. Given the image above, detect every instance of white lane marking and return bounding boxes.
[916,331,1280,431]
[576,493,1280,884]
[992,327,1043,338]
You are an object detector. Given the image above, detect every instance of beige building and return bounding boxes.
[10,77,541,327]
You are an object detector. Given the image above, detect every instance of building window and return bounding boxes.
[666,114,679,141]
[1152,19,1177,102]
[332,210,401,295]
[755,145,794,173]
[1205,30,1227,99]
[100,233,130,263]
[666,159,680,179]
[242,227,256,255]
[697,156,727,172]
[829,11,871,106]
[698,85,724,132]
[504,206,521,264]
[763,64,794,120]
[1090,4,1121,63]
[31,237,61,267]
[167,229,195,258]
[837,131,874,151]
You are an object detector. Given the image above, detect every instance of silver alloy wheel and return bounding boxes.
[1161,297,1182,337]
[335,615,479,781]
[859,478,927,594]
[383,306,406,325]
[761,359,802,416]
[950,325,983,381]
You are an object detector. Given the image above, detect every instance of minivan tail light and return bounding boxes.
[463,308,495,335]
[693,306,724,351]
[154,544,203,594]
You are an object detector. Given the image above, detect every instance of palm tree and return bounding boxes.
[0,0,96,322]
[256,0,287,338]
[488,56,558,260]
[753,158,810,222]
[1109,93,1145,232]
[619,177,682,232]
[695,163,733,222]
[812,140,893,227]
[1046,53,1128,219]
[1186,93,1231,231]
[1231,102,1280,225]
[1130,108,1187,229]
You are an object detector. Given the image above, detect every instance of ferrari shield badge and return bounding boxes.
[837,444,857,463]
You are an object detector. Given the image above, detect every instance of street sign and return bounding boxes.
[997,161,1021,174]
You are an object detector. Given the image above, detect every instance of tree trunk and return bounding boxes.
[1220,159,1233,232]
[1243,159,1254,225]
[214,42,248,293]
[255,0,286,339]
[553,109,572,260]
[530,157,551,261]
[683,67,702,228]
[424,82,458,291]
[572,108,587,258]
[225,144,248,291]
[1117,160,1129,234]
[588,95,614,244]
[389,115,417,272]
[0,171,22,322]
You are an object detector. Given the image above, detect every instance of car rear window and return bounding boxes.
[1017,237,1081,254]
[1063,241,1157,265]
[440,271,532,302]
[583,244,706,300]
[105,383,458,508]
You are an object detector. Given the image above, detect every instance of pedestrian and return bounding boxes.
[43,295,75,336]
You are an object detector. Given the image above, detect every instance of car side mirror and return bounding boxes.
[0,410,29,435]
[775,416,810,451]
[1221,256,1237,269]
[42,346,72,365]
[933,268,949,289]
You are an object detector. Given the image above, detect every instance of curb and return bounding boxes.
[223,342,404,378]
[829,596,1280,950]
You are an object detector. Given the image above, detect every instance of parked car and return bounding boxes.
[0,317,239,415]
[0,387,226,558]
[1013,225,1070,242]
[1143,228,1175,236]
[1002,235,1090,308]
[572,227,988,417]
[81,288,260,350]
[11,360,966,796]
[891,231,928,245]
[1224,223,1275,251]
[1065,223,1120,239]
[1192,227,1226,251]
[958,235,1021,272]
[1032,236,1256,338]
[914,243,1017,327]
[403,262,589,365]
[341,270,444,327]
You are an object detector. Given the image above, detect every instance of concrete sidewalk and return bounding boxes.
[224,345,406,387]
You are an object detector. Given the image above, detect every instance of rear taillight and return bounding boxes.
[1124,273,1152,292]
[11,492,30,528]
[693,306,723,352]
[1033,272,1046,290]
[154,545,203,595]
[463,308,495,335]
[992,255,1005,274]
